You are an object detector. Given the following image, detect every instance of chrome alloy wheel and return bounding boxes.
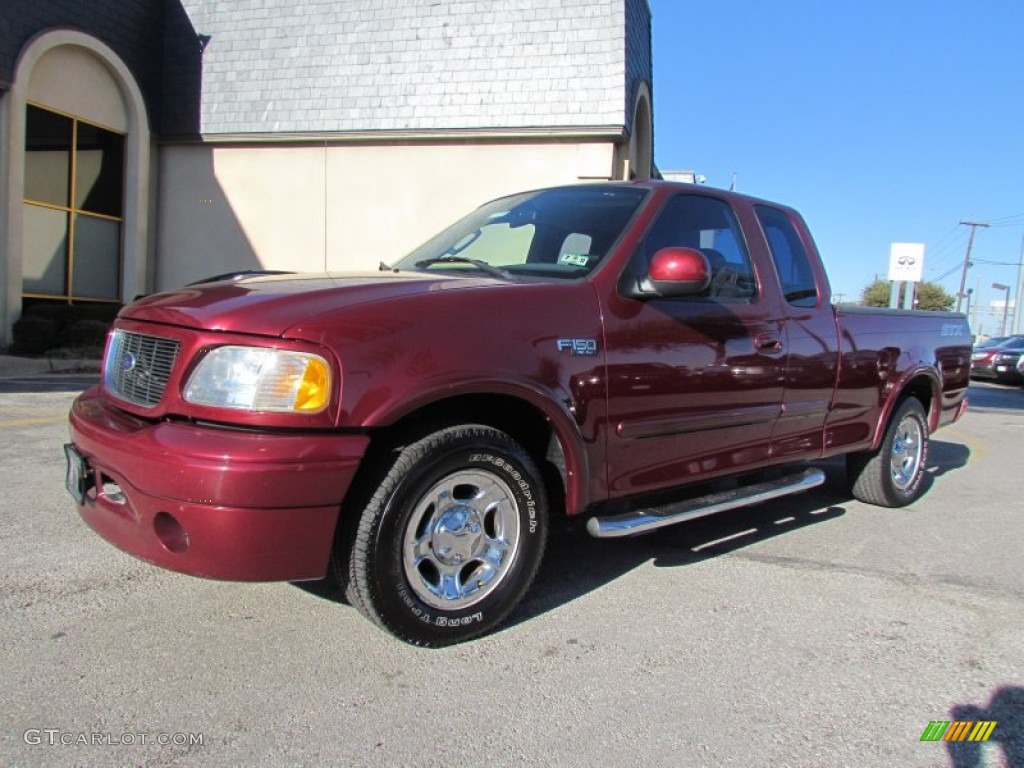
[402,469,521,610]
[890,413,924,491]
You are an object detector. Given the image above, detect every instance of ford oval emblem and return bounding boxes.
[121,352,137,372]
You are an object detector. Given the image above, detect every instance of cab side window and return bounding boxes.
[756,206,818,307]
[641,195,757,301]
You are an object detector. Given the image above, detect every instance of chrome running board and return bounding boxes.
[586,467,826,538]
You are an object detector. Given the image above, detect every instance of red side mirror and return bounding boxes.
[648,247,710,297]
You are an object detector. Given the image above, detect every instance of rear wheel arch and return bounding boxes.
[849,395,930,507]
[874,371,938,450]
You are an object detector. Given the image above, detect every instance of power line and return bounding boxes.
[926,227,970,273]
[929,223,963,252]
[987,211,1024,225]
[973,258,1021,266]
[934,264,962,281]
[928,235,970,273]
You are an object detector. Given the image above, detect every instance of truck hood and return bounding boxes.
[121,271,502,337]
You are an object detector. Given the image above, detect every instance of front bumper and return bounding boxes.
[67,387,369,581]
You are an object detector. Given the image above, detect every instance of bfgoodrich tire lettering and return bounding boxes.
[847,397,929,507]
[337,425,548,646]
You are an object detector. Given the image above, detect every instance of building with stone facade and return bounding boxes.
[0,0,653,348]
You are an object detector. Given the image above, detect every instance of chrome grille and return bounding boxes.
[103,330,181,407]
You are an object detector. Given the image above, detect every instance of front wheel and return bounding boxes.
[337,425,548,646]
[847,397,929,507]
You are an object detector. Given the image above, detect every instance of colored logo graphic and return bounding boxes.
[920,721,997,742]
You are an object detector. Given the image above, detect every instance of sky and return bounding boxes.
[648,0,1024,335]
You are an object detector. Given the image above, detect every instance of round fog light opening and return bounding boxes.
[154,512,189,554]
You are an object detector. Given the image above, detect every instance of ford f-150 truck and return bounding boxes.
[65,181,971,646]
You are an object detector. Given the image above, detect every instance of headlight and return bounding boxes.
[184,346,331,412]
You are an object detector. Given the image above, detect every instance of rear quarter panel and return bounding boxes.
[828,307,971,454]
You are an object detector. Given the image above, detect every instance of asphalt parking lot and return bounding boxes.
[0,376,1021,767]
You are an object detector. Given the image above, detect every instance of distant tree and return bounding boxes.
[915,282,955,311]
[860,280,954,311]
[862,279,892,307]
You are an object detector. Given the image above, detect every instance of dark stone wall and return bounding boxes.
[0,0,201,137]
[625,0,653,135]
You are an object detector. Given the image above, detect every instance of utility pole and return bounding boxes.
[956,220,990,313]
[1014,233,1024,334]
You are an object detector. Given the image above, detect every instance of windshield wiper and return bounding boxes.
[413,256,511,280]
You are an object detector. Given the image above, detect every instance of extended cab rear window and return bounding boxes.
[755,206,819,307]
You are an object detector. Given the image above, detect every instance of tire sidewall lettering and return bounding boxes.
[469,452,538,525]
[888,405,928,502]
[375,435,546,640]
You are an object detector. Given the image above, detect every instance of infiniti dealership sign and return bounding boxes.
[888,242,926,282]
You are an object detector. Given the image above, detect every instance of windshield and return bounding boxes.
[392,185,650,279]
[975,336,1009,348]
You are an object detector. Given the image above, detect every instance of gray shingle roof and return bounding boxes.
[177,0,647,136]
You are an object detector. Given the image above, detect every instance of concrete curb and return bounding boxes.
[0,355,101,378]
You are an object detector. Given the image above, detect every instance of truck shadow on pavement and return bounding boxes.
[927,438,971,479]
[946,685,1024,768]
[513,465,850,625]
[513,439,971,629]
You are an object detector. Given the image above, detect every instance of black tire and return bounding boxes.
[336,424,548,647]
[847,397,929,507]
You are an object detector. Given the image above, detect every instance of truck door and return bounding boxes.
[601,193,788,498]
[753,205,840,459]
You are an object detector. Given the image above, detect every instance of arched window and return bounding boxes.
[23,103,125,301]
[2,29,149,345]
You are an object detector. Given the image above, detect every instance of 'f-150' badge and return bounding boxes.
[557,338,598,356]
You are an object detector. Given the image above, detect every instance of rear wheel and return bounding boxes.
[337,424,548,646]
[847,397,929,507]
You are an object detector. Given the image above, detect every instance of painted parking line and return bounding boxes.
[0,406,68,428]
[0,416,68,428]
[941,424,988,463]
[0,407,68,414]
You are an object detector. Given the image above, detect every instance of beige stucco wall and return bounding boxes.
[155,140,618,289]
[27,45,128,131]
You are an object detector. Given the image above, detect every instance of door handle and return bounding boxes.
[755,333,783,353]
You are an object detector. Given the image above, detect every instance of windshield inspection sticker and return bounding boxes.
[557,253,590,268]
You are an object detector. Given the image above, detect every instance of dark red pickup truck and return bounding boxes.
[66,181,971,645]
